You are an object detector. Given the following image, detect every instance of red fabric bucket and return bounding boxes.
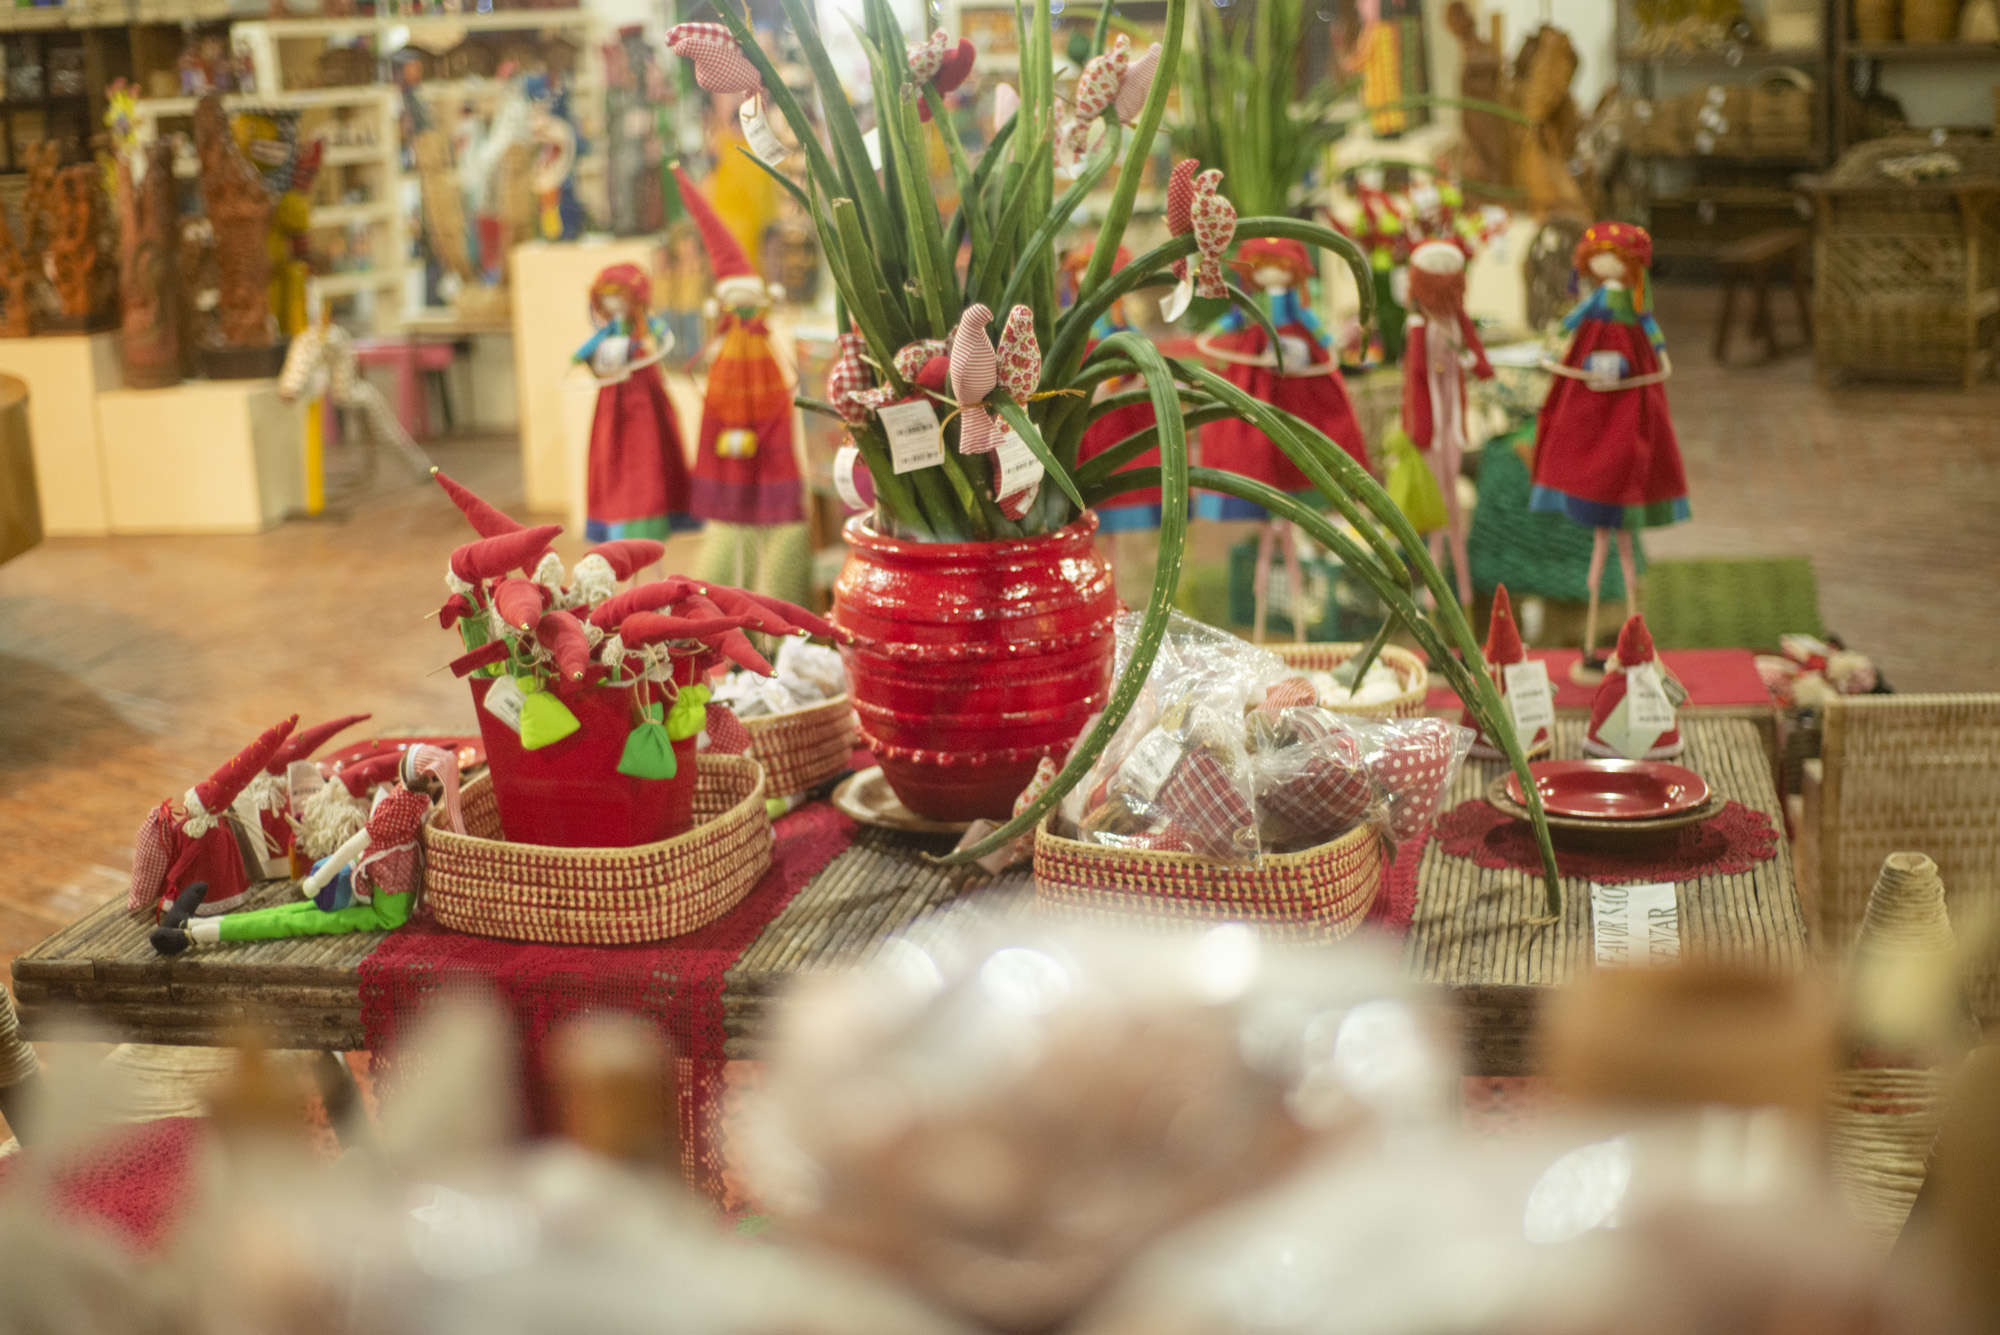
[832,515,1118,822]
[470,663,698,848]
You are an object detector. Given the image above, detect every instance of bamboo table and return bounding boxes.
[12,716,1803,1074]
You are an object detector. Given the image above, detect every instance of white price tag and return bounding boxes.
[877,398,945,474]
[1591,882,1680,967]
[1119,730,1182,803]
[862,126,883,171]
[483,675,528,735]
[1625,662,1676,732]
[992,420,1043,498]
[1160,275,1194,322]
[739,99,788,166]
[1502,658,1556,742]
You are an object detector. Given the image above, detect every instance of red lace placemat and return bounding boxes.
[1360,835,1428,936]
[359,802,856,1198]
[0,1116,206,1252]
[1433,799,1779,883]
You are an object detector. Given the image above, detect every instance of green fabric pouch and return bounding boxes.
[518,676,582,750]
[665,682,711,741]
[618,702,678,780]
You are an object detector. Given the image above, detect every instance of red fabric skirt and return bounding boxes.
[586,370,691,536]
[1078,395,1161,516]
[1201,325,1369,491]
[1532,318,1687,509]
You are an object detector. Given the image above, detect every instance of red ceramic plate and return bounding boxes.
[1504,759,1710,821]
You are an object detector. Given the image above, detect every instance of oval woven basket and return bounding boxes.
[1034,819,1383,943]
[745,694,858,796]
[421,754,772,945]
[1271,643,1429,719]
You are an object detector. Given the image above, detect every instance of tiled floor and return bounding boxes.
[2,284,1996,988]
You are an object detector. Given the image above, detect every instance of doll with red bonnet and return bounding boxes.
[1533,222,1689,677]
[1403,239,1493,608]
[575,262,693,543]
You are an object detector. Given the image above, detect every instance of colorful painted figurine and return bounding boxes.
[1196,237,1369,642]
[674,165,808,608]
[1533,222,1688,677]
[1403,239,1493,608]
[575,262,692,542]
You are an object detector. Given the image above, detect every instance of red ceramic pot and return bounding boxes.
[470,660,698,848]
[833,515,1118,821]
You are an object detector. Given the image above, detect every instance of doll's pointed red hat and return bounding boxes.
[1483,584,1525,665]
[1613,612,1656,669]
[194,715,298,814]
[268,713,371,773]
[672,164,755,282]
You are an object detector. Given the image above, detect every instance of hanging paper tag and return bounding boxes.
[1590,881,1680,967]
[1625,662,1676,733]
[482,674,528,734]
[833,444,877,511]
[877,398,944,474]
[862,127,883,171]
[1502,658,1556,742]
[1120,730,1183,803]
[993,420,1043,499]
[1160,275,1194,322]
[739,98,788,166]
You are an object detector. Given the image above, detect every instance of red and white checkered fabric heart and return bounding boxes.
[1189,169,1237,299]
[1113,41,1161,122]
[1257,711,1377,842]
[1258,676,1319,714]
[665,23,764,100]
[907,28,950,84]
[996,304,1040,400]
[1156,746,1255,859]
[128,803,173,913]
[893,339,949,385]
[950,303,997,404]
[825,332,877,425]
[1058,36,1128,166]
[352,786,432,901]
[703,704,751,755]
[1371,719,1461,842]
[1166,158,1199,281]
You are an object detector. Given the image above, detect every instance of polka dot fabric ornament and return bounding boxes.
[1366,717,1473,842]
[703,704,751,756]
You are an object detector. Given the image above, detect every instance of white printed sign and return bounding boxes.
[740,99,788,166]
[483,675,528,735]
[993,421,1044,498]
[876,398,945,474]
[1625,662,1677,732]
[1590,881,1680,967]
[1502,658,1556,742]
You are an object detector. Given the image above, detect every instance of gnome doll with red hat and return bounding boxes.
[1534,222,1689,679]
[1404,239,1494,609]
[1195,236,1370,644]
[672,164,810,611]
[1584,613,1684,760]
[129,716,298,922]
[149,745,464,954]
[239,712,371,878]
[574,261,694,542]
[1461,585,1551,761]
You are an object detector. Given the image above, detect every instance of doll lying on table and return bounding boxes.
[147,744,462,955]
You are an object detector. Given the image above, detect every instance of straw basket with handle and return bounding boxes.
[1272,642,1429,718]
[421,754,772,946]
[743,695,858,797]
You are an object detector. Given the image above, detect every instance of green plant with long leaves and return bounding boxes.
[695,0,1561,915]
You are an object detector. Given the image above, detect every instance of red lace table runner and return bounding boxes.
[1432,798,1779,884]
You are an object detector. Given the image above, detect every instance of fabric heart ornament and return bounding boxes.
[995,304,1040,399]
[1368,718,1467,842]
[665,23,764,101]
[1112,41,1162,122]
[1188,169,1237,299]
[517,677,582,751]
[826,331,877,425]
[1058,35,1129,168]
[1256,710,1378,844]
[950,303,1000,455]
[703,703,751,755]
[617,701,677,780]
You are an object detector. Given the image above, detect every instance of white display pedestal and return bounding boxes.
[0,332,121,536]
[96,380,305,533]
[511,237,659,518]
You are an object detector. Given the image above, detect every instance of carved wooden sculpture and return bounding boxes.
[0,209,31,338]
[1445,2,1514,193]
[116,142,184,387]
[194,94,275,351]
[49,165,105,322]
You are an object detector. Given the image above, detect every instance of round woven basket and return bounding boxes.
[1271,643,1429,719]
[1033,820,1383,943]
[421,755,772,945]
[744,694,858,796]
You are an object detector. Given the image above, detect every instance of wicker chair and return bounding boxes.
[1797,694,2000,1022]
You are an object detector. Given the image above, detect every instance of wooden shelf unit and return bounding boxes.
[1832,0,2000,150]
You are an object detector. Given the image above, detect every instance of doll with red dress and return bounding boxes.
[1532,221,1688,675]
[1068,242,1160,534]
[1196,237,1369,642]
[1403,239,1493,609]
[673,164,808,607]
[576,262,694,542]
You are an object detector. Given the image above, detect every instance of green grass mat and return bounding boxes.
[1643,556,1824,651]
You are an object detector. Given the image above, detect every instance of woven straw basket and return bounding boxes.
[745,695,858,796]
[1034,820,1383,942]
[422,755,772,945]
[1272,643,1429,719]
